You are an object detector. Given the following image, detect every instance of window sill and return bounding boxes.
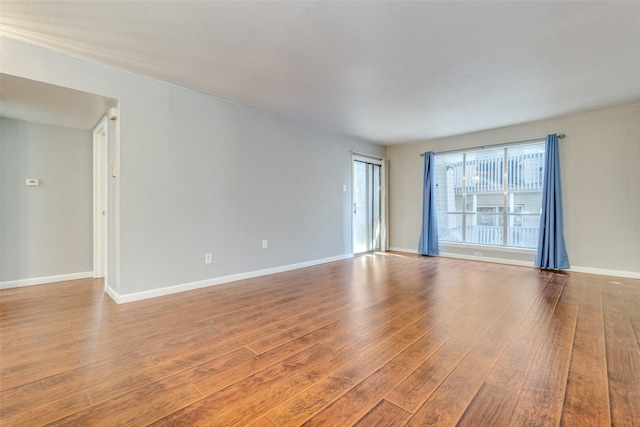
[439,242,536,266]
[440,242,536,253]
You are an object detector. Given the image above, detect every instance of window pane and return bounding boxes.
[435,153,463,213]
[435,141,544,249]
[476,210,502,227]
[465,149,503,197]
[466,214,504,245]
[506,143,545,213]
[466,194,506,213]
[507,192,542,214]
[438,213,463,242]
[507,214,540,248]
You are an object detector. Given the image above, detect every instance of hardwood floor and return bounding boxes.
[1,253,639,426]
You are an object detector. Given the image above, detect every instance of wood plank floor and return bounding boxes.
[1,253,639,426]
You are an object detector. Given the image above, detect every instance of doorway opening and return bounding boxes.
[352,154,386,254]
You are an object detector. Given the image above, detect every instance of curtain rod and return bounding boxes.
[420,134,565,157]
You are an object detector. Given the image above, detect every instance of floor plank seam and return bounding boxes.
[501,273,568,426]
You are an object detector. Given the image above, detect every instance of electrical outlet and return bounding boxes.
[262,240,268,249]
[474,252,483,257]
[205,253,212,264]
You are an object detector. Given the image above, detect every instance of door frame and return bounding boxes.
[352,153,388,254]
[93,116,108,279]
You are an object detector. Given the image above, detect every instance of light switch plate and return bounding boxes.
[25,178,40,186]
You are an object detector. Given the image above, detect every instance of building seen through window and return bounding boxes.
[435,142,545,248]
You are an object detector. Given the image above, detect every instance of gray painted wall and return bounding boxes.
[1,117,93,281]
[387,103,640,276]
[0,36,385,296]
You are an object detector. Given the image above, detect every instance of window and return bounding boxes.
[435,142,545,249]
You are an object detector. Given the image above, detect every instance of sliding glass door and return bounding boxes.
[353,159,381,254]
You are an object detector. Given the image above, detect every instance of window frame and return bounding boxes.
[435,140,545,249]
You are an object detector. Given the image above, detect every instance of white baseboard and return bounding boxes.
[389,247,533,267]
[0,271,94,289]
[570,265,640,280]
[390,247,640,279]
[104,283,119,302]
[438,252,534,267]
[106,254,354,304]
[389,247,418,254]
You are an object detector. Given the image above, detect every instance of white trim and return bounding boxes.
[381,159,389,251]
[439,252,534,267]
[353,154,385,166]
[351,151,386,160]
[440,242,536,255]
[352,154,388,254]
[102,102,121,295]
[391,247,533,267]
[434,137,546,156]
[112,105,122,294]
[104,283,120,302]
[93,116,108,279]
[1,272,93,289]
[105,254,354,304]
[390,247,418,254]
[570,265,640,280]
[390,248,640,279]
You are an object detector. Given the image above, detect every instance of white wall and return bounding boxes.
[387,103,640,277]
[1,117,93,282]
[0,36,385,299]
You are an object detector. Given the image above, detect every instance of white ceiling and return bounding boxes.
[1,1,639,144]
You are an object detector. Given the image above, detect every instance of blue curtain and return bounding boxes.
[418,151,439,256]
[535,134,570,269]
